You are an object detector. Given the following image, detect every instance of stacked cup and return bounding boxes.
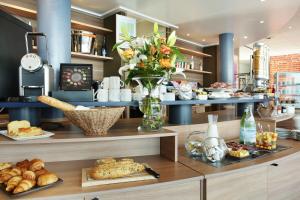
[95,76,132,102]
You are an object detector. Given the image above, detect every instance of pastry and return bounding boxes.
[35,169,49,177]
[17,127,43,136]
[90,158,145,180]
[0,162,12,171]
[7,120,30,136]
[13,179,36,194]
[229,149,250,158]
[6,176,22,192]
[29,159,45,171]
[16,159,31,169]
[37,96,76,111]
[37,173,58,186]
[0,168,22,183]
[22,170,36,180]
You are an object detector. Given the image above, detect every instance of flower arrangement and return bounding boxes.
[114,23,184,86]
[113,23,184,131]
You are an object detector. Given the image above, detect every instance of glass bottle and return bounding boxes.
[240,106,257,145]
[100,36,108,57]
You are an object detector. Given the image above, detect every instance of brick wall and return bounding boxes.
[269,54,300,85]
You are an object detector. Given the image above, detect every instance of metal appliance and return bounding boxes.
[19,32,54,97]
[251,42,270,89]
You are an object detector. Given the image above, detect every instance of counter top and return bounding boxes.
[178,139,300,178]
[0,98,268,108]
[0,155,203,200]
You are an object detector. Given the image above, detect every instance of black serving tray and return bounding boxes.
[0,178,63,198]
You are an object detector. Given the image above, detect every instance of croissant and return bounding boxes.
[35,169,48,178]
[13,179,36,194]
[37,173,58,186]
[22,171,36,180]
[29,159,45,172]
[0,168,22,183]
[6,176,22,192]
[16,159,31,170]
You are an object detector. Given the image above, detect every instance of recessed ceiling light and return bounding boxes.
[260,20,264,24]
[202,39,206,42]
[243,36,248,39]
[288,26,292,29]
[260,0,265,2]
[186,33,190,37]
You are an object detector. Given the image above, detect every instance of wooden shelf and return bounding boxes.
[0,128,176,145]
[0,156,202,200]
[71,52,113,61]
[184,69,212,74]
[71,20,112,34]
[176,46,212,57]
[33,46,113,61]
[0,2,113,34]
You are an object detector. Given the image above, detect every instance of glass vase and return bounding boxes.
[133,76,165,131]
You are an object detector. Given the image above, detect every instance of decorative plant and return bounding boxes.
[113,23,185,131]
[113,22,185,87]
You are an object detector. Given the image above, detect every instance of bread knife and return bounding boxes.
[143,163,160,178]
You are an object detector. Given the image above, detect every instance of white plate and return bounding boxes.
[0,130,54,141]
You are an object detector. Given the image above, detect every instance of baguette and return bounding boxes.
[37,96,76,111]
[90,159,145,180]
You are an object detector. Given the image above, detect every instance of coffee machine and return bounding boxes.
[19,32,54,97]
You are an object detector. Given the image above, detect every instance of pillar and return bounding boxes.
[37,0,71,120]
[219,33,234,83]
[37,0,71,90]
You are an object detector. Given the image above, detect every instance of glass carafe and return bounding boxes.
[207,114,219,138]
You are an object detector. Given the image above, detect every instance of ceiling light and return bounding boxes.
[243,36,248,39]
[260,0,265,2]
[186,33,190,37]
[288,26,292,29]
[202,39,206,42]
[259,20,264,24]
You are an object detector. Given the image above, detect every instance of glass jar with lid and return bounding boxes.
[185,131,206,157]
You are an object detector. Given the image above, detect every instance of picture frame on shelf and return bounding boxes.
[116,14,136,48]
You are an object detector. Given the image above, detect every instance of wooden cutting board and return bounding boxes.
[82,168,156,187]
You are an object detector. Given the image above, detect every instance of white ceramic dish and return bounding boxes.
[0,130,54,141]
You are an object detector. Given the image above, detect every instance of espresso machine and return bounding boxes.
[19,32,54,97]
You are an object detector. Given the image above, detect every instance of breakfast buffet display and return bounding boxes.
[0,159,61,196]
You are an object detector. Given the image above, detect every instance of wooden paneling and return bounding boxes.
[93,181,201,200]
[206,166,268,200]
[267,153,300,200]
[165,119,241,146]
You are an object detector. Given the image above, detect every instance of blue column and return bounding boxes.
[37,0,71,90]
[219,33,234,83]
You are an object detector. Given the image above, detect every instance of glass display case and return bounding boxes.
[274,72,300,108]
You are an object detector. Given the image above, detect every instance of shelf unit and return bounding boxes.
[32,46,113,62]
[184,69,212,74]
[176,46,212,57]
[0,2,113,34]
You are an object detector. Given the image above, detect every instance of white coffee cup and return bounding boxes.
[132,93,143,101]
[94,89,109,102]
[109,76,124,89]
[100,77,110,89]
[109,89,120,102]
[162,92,175,101]
[120,89,132,102]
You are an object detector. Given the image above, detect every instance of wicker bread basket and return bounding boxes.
[64,107,125,136]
